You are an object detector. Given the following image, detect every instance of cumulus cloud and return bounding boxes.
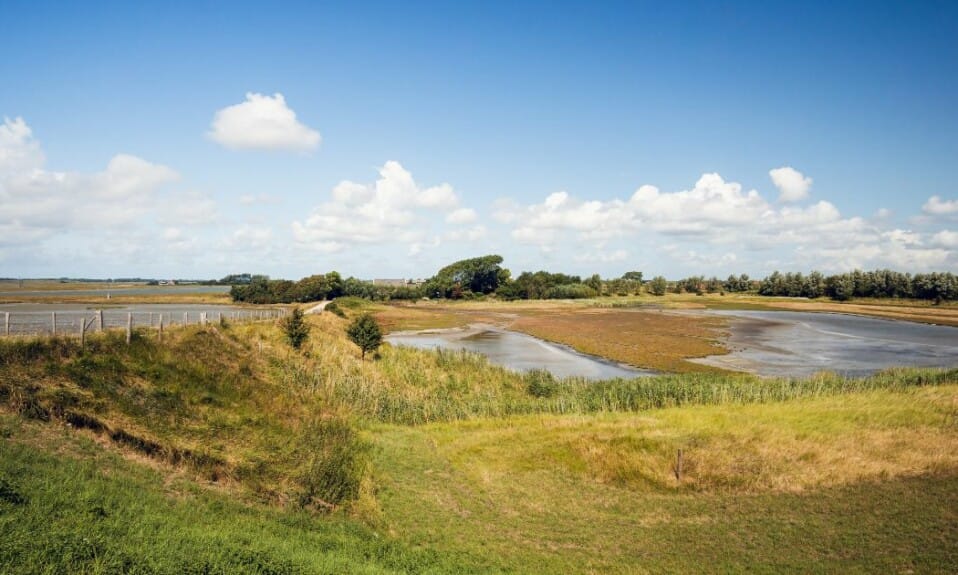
[505,173,770,245]
[292,161,472,252]
[498,168,955,274]
[208,93,320,152]
[922,195,958,216]
[769,166,812,203]
[0,116,245,276]
[0,117,44,176]
[0,143,180,247]
[931,230,958,248]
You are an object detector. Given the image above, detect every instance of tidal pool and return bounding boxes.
[693,310,958,377]
[386,326,652,380]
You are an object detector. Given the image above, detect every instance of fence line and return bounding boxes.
[0,308,289,340]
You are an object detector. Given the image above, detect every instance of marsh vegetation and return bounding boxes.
[1,295,956,573]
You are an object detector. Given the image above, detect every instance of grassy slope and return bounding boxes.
[1,308,957,573]
[0,415,467,575]
[370,388,958,573]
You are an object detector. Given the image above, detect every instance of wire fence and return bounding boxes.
[1,308,287,341]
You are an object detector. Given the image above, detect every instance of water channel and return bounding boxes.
[386,326,653,380]
[693,310,958,377]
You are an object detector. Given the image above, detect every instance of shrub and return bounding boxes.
[346,313,382,360]
[280,307,310,350]
[525,369,558,398]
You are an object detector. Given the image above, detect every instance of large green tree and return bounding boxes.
[424,255,508,298]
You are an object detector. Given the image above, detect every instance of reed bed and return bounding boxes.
[287,337,958,425]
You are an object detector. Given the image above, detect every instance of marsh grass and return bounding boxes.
[2,309,958,573]
[302,331,958,424]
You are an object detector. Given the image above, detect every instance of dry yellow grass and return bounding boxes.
[508,307,728,372]
[385,384,958,497]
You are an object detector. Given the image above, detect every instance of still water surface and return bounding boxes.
[694,310,958,377]
[387,327,652,380]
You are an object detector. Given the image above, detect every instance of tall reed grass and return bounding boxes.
[298,340,958,425]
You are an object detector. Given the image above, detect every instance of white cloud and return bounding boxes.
[292,161,470,252]
[0,117,44,176]
[499,169,954,275]
[769,166,812,203]
[445,225,487,242]
[573,249,628,264]
[446,207,478,224]
[922,195,958,216]
[0,117,255,276]
[239,193,279,205]
[931,230,958,248]
[0,145,179,246]
[208,92,320,152]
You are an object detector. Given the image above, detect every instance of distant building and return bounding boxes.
[372,279,409,287]
[372,278,426,287]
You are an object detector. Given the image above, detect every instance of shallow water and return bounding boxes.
[0,302,275,335]
[694,310,958,377]
[387,327,652,380]
[0,285,231,297]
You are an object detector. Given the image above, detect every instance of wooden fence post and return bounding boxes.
[675,449,684,482]
[149,312,154,327]
[158,315,163,342]
[80,316,95,347]
[200,312,207,326]
[97,310,104,332]
[51,312,57,336]
[4,312,9,336]
[183,312,189,326]
[126,312,133,344]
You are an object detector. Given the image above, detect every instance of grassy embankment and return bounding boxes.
[1,300,957,573]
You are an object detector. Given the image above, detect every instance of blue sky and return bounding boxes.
[1,0,956,280]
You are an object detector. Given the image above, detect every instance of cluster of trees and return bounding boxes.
[497,271,599,300]
[230,254,957,305]
[756,270,958,302]
[230,273,426,304]
[422,255,510,299]
[230,273,345,304]
[663,269,957,302]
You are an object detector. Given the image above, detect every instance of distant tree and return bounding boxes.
[622,271,643,282]
[346,313,383,360]
[649,276,668,296]
[585,274,602,294]
[281,307,311,349]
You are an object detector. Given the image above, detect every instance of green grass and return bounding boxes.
[368,389,958,573]
[0,415,475,574]
[1,315,957,573]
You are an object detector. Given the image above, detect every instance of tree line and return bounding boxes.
[228,256,957,304]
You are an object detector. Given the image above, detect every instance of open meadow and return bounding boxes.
[1,296,957,573]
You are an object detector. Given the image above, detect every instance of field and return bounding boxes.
[1,296,957,573]
[0,280,232,305]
